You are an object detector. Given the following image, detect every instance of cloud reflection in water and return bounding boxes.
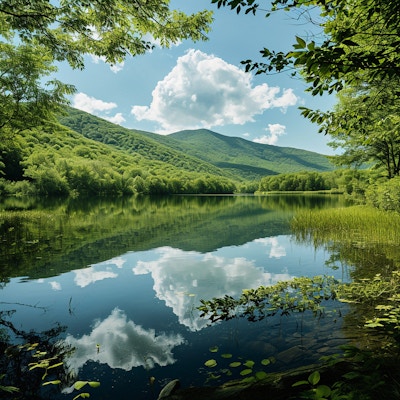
[65,308,185,371]
[133,246,293,331]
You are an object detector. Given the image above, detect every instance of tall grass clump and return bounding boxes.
[291,206,400,247]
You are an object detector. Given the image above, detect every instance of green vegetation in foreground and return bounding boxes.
[198,205,400,399]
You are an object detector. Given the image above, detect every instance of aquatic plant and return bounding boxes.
[198,275,340,323]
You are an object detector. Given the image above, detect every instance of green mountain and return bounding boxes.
[168,129,333,180]
[60,108,334,182]
[59,107,234,180]
[0,107,335,197]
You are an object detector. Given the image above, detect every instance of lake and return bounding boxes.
[0,194,351,399]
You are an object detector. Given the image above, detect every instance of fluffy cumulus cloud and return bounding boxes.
[131,49,298,133]
[254,123,287,145]
[133,246,293,331]
[72,92,126,125]
[65,308,184,372]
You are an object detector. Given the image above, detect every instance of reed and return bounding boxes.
[291,205,400,247]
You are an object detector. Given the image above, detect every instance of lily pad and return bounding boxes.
[229,362,242,368]
[204,359,217,368]
[240,369,253,376]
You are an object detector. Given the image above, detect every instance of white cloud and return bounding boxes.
[104,112,126,125]
[90,54,125,73]
[131,49,299,134]
[72,93,126,126]
[73,92,117,114]
[74,266,118,288]
[254,123,287,145]
[65,308,184,372]
[133,246,293,331]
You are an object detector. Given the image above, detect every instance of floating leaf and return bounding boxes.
[48,362,63,370]
[209,346,219,353]
[255,371,268,380]
[42,380,61,386]
[316,385,331,397]
[204,359,217,368]
[308,371,320,386]
[244,360,255,368]
[261,359,271,366]
[229,362,241,368]
[74,381,88,390]
[292,380,309,387]
[221,354,232,359]
[207,373,221,380]
[240,369,253,376]
[88,382,100,388]
[241,376,256,383]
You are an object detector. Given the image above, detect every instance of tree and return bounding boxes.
[1,0,213,68]
[213,0,400,179]
[212,0,400,95]
[0,42,75,136]
[315,80,400,178]
[0,0,212,136]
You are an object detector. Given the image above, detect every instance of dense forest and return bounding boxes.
[0,106,336,197]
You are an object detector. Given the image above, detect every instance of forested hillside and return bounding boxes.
[0,121,236,197]
[60,108,334,181]
[0,106,336,198]
[168,129,333,179]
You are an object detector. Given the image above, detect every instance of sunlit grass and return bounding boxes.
[291,205,400,246]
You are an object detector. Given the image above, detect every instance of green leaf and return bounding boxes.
[255,371,268,380]
[221,353,232,358]
[42,380,61,386]
[244,360,255,368]
[88,381,100,388]
[261,359,271,366]
[308,371,320,386]
[295,36,306,49]
[316,385,331,397]
[292,380,309,387]
[209,346,219,353]
[47,362,63,369]
[204,359,217,368]
[342,371,361,380]
[229,362,242,368]
[74,381,88,390]
[240,369,253,376]
[241,376,256,383]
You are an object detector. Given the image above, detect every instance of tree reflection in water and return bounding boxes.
[0,308,75,399]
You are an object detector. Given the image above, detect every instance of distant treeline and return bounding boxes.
[257,169,369,194]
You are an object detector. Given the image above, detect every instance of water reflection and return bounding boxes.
[0,195,352,399]
[132,246,293,331]
[255,237,286,258]
[65,308,185,372]
[73,266,118,288]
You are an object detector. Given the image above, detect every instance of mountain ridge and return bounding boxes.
[59,108,333,182]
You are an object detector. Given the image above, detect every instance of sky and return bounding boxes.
[55,0,337,155]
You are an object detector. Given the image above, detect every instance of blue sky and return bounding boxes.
[55,0,337,155]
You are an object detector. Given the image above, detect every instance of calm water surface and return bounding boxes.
[0,195,351,399]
